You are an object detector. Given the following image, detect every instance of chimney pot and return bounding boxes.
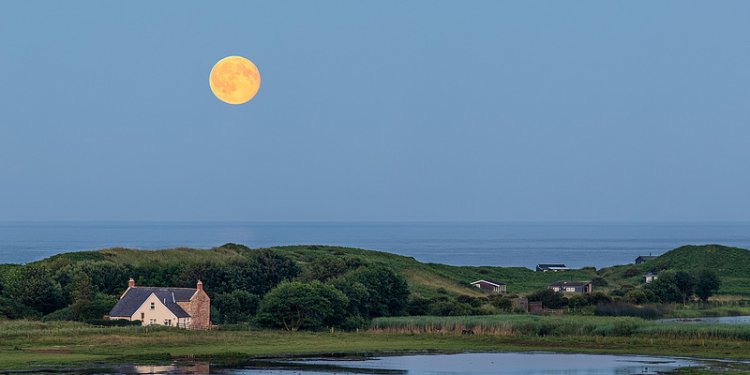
[128,278,135,288]
[197,280,203,291]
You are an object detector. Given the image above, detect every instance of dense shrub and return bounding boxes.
[591,277,609,287]
[332,266,409,318]
[594,302,662,319]
[406,297,432,316]
[489,296,513,311]
[3,265,64,314]
[85,318,141,327]
[427,300,472,316]
[623,268,640,278]
[527,289,567,309]
[257,281,348,330]
[456,295,485,308]
[213,290,260,324]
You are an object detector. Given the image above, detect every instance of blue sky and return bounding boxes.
[1,1,749,222]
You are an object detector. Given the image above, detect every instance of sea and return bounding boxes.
[1,222,749,269]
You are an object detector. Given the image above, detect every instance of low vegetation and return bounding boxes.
[0,243,744,330]
[372,314,750,341]
[2,318,750,371]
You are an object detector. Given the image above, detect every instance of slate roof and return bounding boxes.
[636,256,658,262]
[471,279,506,286]
[536,264,570,271]
[549,280,591,287]
[109,287,196,318]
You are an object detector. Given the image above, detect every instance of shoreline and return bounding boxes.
[2,325,750,371]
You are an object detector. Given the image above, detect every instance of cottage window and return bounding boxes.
[150,302,155,310]
[140,312,144,321]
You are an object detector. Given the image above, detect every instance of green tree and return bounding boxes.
[695,269,721,302]
[674,271,696,304]
[645,271,682,303]
[334,266,409,318]
[257,281,348,330]
[623,289,649,304]
[68,272,96,320]
[301,255,350,282]
[329,279,370,318]
[213,290,260,324]
[4,265,63,314]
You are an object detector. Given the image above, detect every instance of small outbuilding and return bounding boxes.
[635,255,658,264]
[536,264,570,272]
[643,272,658,284]
[548,280,593,294]
[512,297,529,312]
[470,279,507,293]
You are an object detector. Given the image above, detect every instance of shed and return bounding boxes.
[548,280,593,294]
[635,256,658,264]
[536,264,570,272]
[643,272,658,284]
[470,279,507,293]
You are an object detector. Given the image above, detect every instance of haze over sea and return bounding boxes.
[1,222,750,268]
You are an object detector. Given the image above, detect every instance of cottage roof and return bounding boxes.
[644,272,658,276]
[549,280,591,287]
[536,264,569,271]
[636,256,658,262]
[110,287,196,318]
[471,279,506,286]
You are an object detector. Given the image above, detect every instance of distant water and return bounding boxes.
[1,222,750,268]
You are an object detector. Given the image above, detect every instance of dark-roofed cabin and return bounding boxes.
[635,255,657,264]
[536,264,570,272]
[548,280,592,294]
[470,280,507,293]
[109,278,210,329]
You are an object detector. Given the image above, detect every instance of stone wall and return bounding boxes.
[187,290,211,329]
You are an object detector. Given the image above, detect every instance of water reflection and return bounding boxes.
[57,353,702,375]
[224,353,698,375]
[109,363,211,374]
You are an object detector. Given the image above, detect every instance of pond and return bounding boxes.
[99,353,702,375]
[658,315,750,324]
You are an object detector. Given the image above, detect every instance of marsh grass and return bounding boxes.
[370,314,750,341]
[3,319,750,370]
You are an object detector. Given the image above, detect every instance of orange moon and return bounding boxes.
[209,56,261,104]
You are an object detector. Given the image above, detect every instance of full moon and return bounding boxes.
[209,56,261,105]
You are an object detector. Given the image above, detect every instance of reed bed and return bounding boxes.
[370,315,750,341]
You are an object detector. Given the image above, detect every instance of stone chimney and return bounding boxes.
[197,280,203,291]
[128,278,135,288]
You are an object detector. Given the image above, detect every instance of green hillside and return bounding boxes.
[598,244,750,295]
[11,243,750,297]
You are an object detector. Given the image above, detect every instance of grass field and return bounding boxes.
[2,318,750,371]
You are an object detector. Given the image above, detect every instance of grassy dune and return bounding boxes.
[23,243,750,297]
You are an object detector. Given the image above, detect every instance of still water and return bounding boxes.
[97,353,701,375]
[658,315,750,324]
